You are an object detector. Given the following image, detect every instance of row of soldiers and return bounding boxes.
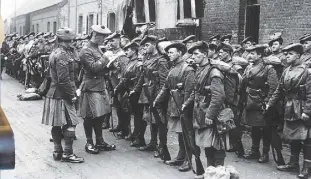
[3,25,311,179]
[1,32,89,88]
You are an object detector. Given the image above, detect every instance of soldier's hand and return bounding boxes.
[265,104,270,111]
[302,113,310,121]
[72,97,77,103]
[181,104,186,112]
[129,90,135,96]
[113,88,117,95]
[205,118,213,125]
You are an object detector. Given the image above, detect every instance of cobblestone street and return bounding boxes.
[0,73,297,179]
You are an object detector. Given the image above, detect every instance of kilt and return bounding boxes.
[195,127,230,150]
[79,91,111,119]
[283,120,311,140]
[42,97,79,127]
[168,116,182,133]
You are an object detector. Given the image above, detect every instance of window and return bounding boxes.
[177,0,204,20]
[107,12,116,32]
[88,14,94,34]
[78,15,83,34]
[32,25,34,32]
[20,26,22,35]
[134,0,155,23]
[53,22,57,33]
[97,14,99,25]
[47,22,50,32]
[36,24,39,33]
[23,26,25,35]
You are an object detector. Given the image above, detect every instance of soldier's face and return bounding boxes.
[211,38,218,45]
[192,49,206,65]
[168,48,181,62]
[271,41,281,52]
[223,39,230,45]
[186,41,194,49]
[244,41,253,49]
[125,48,135,58]
[218,49,229,61]
[285,50,300,65]
[29,35,34,40]
[143,42,155,54]
[303,41,311,52]
[108,38,121,50]
[247,50,260,64]
[207,49,216,58]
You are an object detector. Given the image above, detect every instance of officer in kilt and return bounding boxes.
[267,43,311,178]
[41,27,83,163]
[79,25,116,154]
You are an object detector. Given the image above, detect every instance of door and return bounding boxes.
[245,4,260,43]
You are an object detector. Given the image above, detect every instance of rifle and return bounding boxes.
[170,89,204,176]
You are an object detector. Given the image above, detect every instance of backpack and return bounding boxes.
[209,60,241,107]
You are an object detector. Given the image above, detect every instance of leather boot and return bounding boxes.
[131,137,146,147]
[53,151,63,161]
[85,143,99,154]
[139,124,158,151]
[165,156,184,166]
[258,153,269,163]
[61,153,84,163]
[277,155,300,172]
[109,125,121,132]
[95,141,116,151]
[157,145,171,162]
[179,160,191,172]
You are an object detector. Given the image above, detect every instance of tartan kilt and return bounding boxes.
[42,97,79,127]
[79,91,111,119]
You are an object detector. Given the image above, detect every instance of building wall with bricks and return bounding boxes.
[200,0,246,44]
[259,0,311,45]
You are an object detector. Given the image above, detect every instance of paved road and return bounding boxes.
[0,74,298,179]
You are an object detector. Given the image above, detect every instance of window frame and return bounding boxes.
[133,0,156,25]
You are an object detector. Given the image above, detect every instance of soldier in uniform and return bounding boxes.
[154,42,197,171]
[105,32,130,139]
[137,36,170,157]
[267,43,311,178]
[184,41,228,169]
[236,36,255,59]
[299,34,311,67]
[209,34,221,45]
[114,41,145,145]
[42,27,83,163]
[240,44,278,163]
[220,34,232,45]
[207,43,218,60]
[217,42,244,75]
[181,35,196,64]
[79,25,116,154]
[267,33,286,67]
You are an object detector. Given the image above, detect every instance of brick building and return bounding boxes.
[8,0,67,35]
[201,0,311,45]
[5,0,311,44]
